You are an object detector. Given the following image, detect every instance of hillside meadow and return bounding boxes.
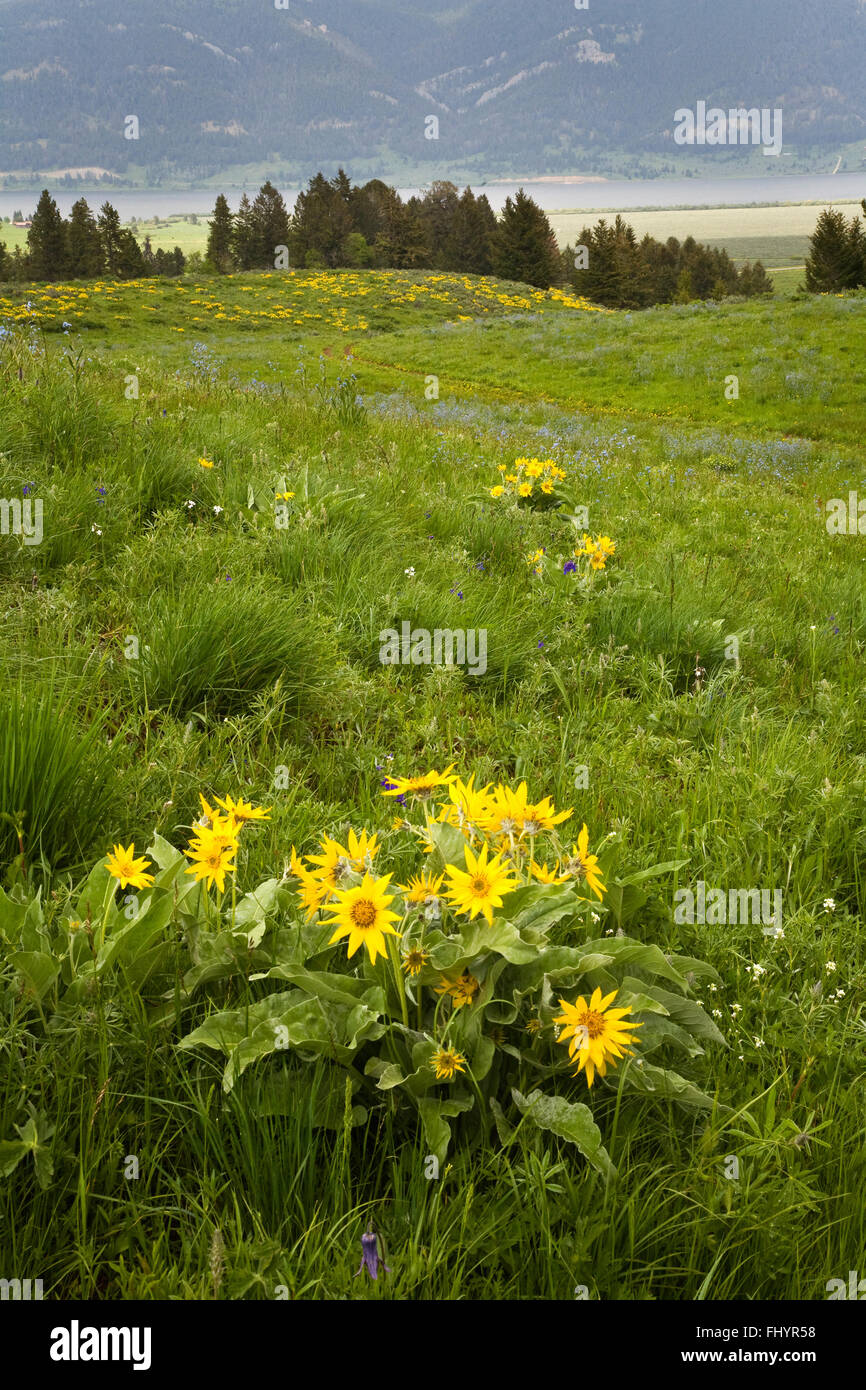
[0,267,864,1301]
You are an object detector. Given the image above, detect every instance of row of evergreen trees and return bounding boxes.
[562,215,773,307]
[17,173,859,305]
[803,203,866,293]
[203,172,773,302]
[205,174,562,287]
[0,191,188,282]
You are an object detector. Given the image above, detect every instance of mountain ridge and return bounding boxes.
[1,0,864,182]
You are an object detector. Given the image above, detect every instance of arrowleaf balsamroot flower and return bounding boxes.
[402,946,430,977]
[289,847,331,918]
[554,987,642,1088]
[184,828,238,893]
[437,774,493,835]
[306,828,380,891]
[435,969,481,1009]
[561,824,606,900]
[430,1046,466,1081]
[444,841,519,926]
[381,765,457,800]
[105,843,154,891]
[214,794,271,824]
[325,872,402,964]
[530,860,570,885]
[399,870,445,904]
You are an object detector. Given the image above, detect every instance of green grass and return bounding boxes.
[0,267,864,1300]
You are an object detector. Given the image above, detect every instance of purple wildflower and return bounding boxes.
[355,1230,391,1281]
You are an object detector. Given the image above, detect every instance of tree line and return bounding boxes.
[18,172,866,307]
[203,173,774,304]
[0,191,185,283]
[563,214,773,306]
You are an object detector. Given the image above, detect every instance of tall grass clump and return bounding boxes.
[129,580,336,717]
[0,679,116,871]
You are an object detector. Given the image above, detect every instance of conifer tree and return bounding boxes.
[250,180,291,269]
[492,189,560,289]
[66,198,104,278]
[231,194,259,271]
[290,173,353,268]
[805,208,865,292]
[28,189,67,280]
[206,194,234,273]
[97,202,125,276]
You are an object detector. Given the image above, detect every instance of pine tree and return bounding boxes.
[675,269,694,304]
[231,194,259,271]
[738,260,774,296]
[250,180,290,269]
[290,173,353,268]
[353,179,402,252]
[10,247,30,283]
[0,236,8,282]
[805,209,864,292]
[97,202,125,276]
[115,227,147,279]
[448,188,496,274]
[390,205,430,269]
[492,189,560,289]
[206,194,234,273]
[28,189,67,280]
[569,218,636,306]
[416,181,461,270]
[66,198,104,278]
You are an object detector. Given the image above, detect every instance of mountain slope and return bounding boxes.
[0,0,864,180]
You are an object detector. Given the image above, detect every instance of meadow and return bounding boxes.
[0,265,864,1301]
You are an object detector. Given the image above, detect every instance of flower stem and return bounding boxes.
[388,930,409,1028]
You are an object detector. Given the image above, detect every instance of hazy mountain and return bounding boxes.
[1,0,864,183]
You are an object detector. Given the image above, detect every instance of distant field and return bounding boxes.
[0,215,209,257]
[548,201,850,269]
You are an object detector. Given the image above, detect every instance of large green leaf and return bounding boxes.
[179,988,387,1090]
[0,885,48,951]
[97,889,178,972]
[425,820,467,871]
[512,1088,615,1179]
[74,859,112,927]
[417,1093,474,1166]
[505,884,586,938]
[0,1105,55,1189]
[630,981,727,1046]
[578,938,689,989]
[617,1059,720,1109]
[266,963,385,1014]
[453,915,538,965]
[9,950,60,1004]
[230,878,282,928]
[147,833,187,879]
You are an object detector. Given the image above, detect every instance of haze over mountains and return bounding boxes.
[0,0,864,184]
